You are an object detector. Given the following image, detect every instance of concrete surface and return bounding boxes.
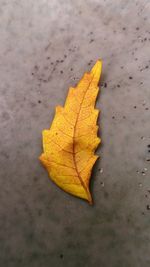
[0,0,150,266]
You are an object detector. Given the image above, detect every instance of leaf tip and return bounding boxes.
[91,59,102,71]
[85,188,93,205]
[90,60,102,84]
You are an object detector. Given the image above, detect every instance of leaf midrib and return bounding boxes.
[72,74,95,203]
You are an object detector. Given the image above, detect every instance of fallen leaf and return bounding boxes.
[39,60,102,204]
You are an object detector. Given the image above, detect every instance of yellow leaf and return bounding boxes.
[39,60,102,204]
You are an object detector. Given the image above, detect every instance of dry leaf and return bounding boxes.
[39,60,102,204]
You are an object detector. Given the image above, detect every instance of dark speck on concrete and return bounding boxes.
[38,100,41,104]
[88,60,93,66]
[129,76,133,79]
[34,65,39,71]
[122,27,126,30]
[146,205,150,210]
[60,70,63,74]
[148,145,150,148]
[60,254,64,259]
[89,39,94,43]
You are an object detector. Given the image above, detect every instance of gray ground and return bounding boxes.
[0,0,150,266]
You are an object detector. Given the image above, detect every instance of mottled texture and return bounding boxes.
[0,0,150,267]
